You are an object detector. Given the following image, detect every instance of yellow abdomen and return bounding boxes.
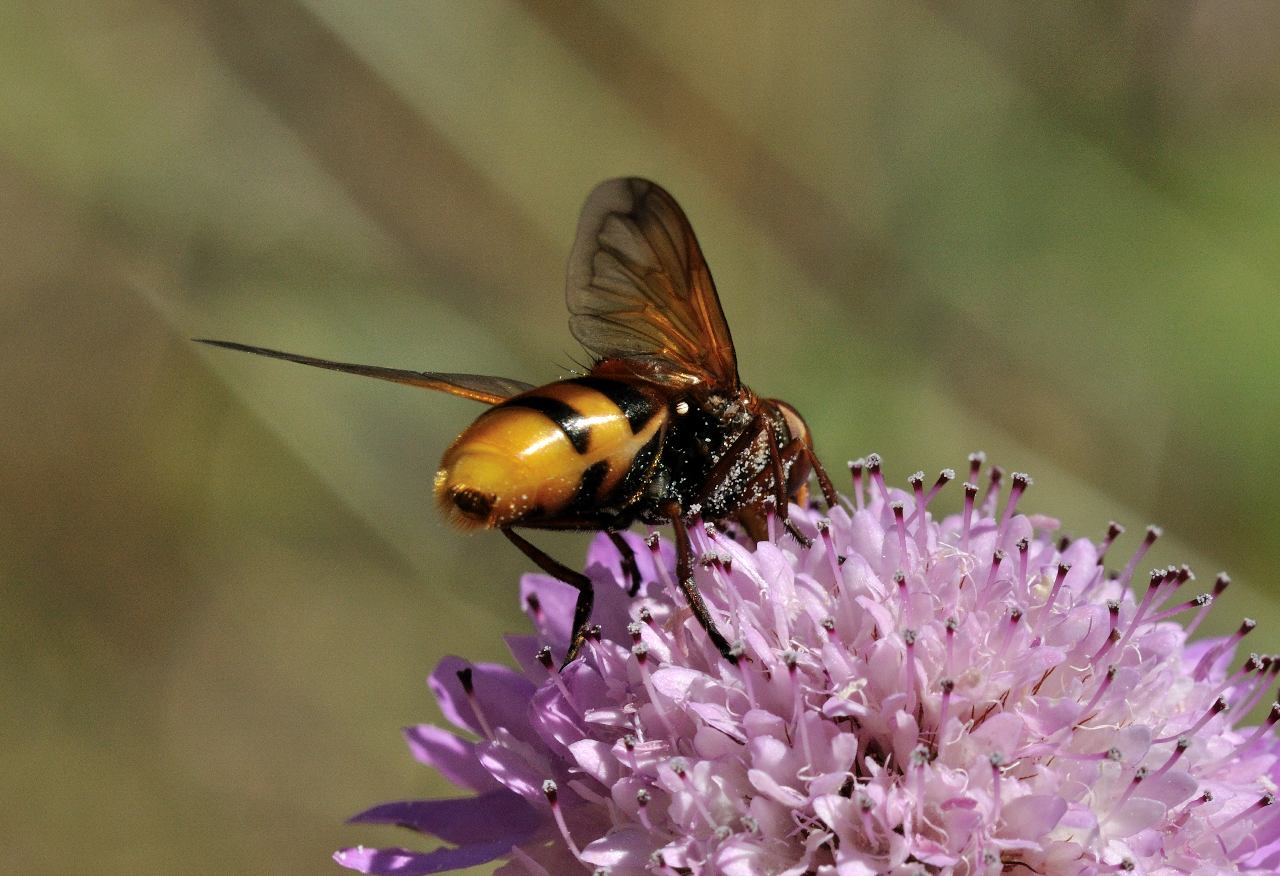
[435,378,666,529]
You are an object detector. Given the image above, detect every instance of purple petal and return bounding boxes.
[428,657,537,741]
[401,725,500,793]
[477,739,552,803]
[998,794,1067,840]
[333,840,512,875]
[519,574,576,650]
[348,790,542,845]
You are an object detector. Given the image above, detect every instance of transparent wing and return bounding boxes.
[195,339,533,404]
[565,178,738,387]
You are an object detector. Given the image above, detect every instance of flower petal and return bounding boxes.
[428,657,536,741]
[333,840,512,875]
[347,790,542,845]
[401,725,499,793]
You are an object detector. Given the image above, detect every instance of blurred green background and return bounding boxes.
[4,2,1279,874]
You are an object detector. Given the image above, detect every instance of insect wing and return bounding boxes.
[565,177,739,388]
[195,339,534,404]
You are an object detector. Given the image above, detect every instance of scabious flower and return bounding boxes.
[335,454,1280,874]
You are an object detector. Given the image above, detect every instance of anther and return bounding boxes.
[967,451,986,485]
[961,482,978,552]
[998,472,1032,535]
[543,780,583,859]
[866,453,890,504]
[1117,525,1161,588]
[1015,538,1030,592]
[1216,792,1275,834]
[983,549,1006,592]
[1193,618,1256,681]
[536,645,554,670]
[1043,563,1071,615]
[980,465,1004,516]
[1098,521,1125,564]
[892,502,909,565]
[848,458,865,510]
[1186,573,1230,636]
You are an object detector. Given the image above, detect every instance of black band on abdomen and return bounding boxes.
[498,395,591,453]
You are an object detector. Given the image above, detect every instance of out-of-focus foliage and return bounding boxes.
[2,3,1278,874]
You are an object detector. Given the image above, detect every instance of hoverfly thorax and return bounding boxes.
[198,177,837,664]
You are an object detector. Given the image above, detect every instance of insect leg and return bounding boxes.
[764,423,814,548]
[502,528,594,666]
[608,531,643,597]
[663,503,735,662]
[804,445,839,508]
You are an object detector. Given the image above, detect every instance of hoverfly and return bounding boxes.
[199,178,837,663]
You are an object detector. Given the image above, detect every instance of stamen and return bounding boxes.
[817,519,842,588]
[634,644,680,744]
[1155,696,1228,744]
[536,646,580,714]
[645,531,681,606]
[1148,592,1213,626]
[995,607,1023,661]
[1237,656,1278,716]
[1208,653,1261,709]
[1097,521,1124,564]
[670,758,719,830]
[543,780,583,860]
[1185,573,1230,637]
[1015,538,1030,596]
[980,466,1004,517]
[893,570,909,618]
[997,472,1032,538]
[1076,665,1118,725]
[903,629,918,715]
[1109,766,1148,814]
[1043,563,1072,616]
[926,468,955,506]
[1114,569,1174,655]
[1230,703,1280,756]
[982,549,1006,593]
[1090,603,1122,663]
[1149,736,1190,778]
[1193,619,1256,682]
[1216,793,1275,834]
[785,652,815,770]
[848,458,865,510]
[936,678,955,752]
[865,453,890,504]
[961,482,978,553]
[892,502,910,567]
[906,472,929,552]
[1116,525,1161,589]
[967,451,986,486]
[635,787,655,832]
[944,617,958,677]
[455,667,495,739]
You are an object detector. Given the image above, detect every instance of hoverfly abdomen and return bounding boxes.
[434,376,668,530]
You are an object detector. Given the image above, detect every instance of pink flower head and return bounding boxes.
[335,455,1280,874]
